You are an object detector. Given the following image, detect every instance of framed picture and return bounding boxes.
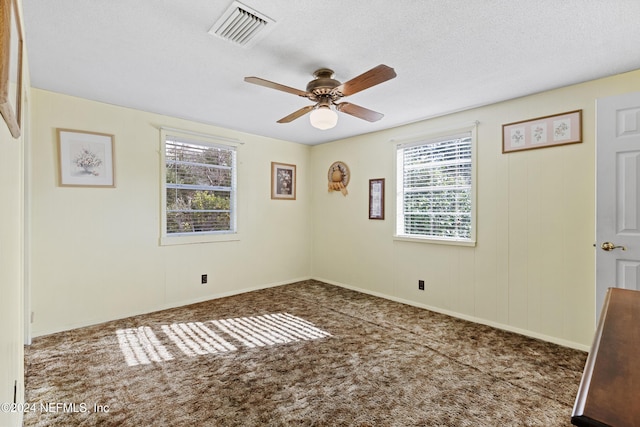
[57,129,115,187]
[369,178,385,220]
[502,110,582,153]
[271,162,296,200]
[0,0,23,138]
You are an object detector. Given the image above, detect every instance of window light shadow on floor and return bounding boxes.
[116,313,332,367]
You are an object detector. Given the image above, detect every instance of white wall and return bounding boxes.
[311,69,640,350]
[0,1,27,425]
[30,89,312,336]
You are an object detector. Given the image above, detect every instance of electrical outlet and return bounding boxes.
[201,274,208,284]
[418,280,425,290]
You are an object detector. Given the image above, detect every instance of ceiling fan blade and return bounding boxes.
[336,102,384,122]
[336,64,397,97]
[244,77,309,97]
[277,105,315,123]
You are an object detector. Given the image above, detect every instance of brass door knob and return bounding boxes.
[601,242,626,251]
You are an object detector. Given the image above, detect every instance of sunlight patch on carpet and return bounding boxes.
[116,313,331,366]
[116,326,174,366]
[210,312,332,348]
[161,321,238,356]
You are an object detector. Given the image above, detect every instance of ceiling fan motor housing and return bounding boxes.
[306,68,342,101]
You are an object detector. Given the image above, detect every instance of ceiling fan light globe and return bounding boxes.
[310,107,338,130]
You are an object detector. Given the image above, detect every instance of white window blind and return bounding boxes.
[164,136,236,235]
[397,132,473,242]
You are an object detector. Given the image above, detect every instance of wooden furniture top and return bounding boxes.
[572,287,640,427]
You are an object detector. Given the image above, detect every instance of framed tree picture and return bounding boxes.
[271,162,296,200]
[57,128,115,187]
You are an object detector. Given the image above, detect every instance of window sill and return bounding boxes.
[393,235,476,247]
[160,232,240,246]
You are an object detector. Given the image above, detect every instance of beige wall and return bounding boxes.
[311,69,640,350]
[0,0,27,424]
[0,101,25,427]
[28,70,640,351]
[30,89,312,336]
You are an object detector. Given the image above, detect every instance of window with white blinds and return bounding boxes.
[396,130,475,243]
[163,134,236,237]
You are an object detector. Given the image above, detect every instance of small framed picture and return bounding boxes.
[57,128,115,187]
[369,178,385,220]
[271,162,296,200]
[502,110,582,153]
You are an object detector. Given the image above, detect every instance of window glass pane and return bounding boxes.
[398,133,473,241]
[166,163,232,188]
[167,211,231,234]
[164,136,236,236]
[166,189,231,211]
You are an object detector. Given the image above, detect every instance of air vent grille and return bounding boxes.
[209,2,275,48]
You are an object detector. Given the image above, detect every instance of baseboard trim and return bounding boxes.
[312,276,590,352]
[31,275,590,352]
[30,276,312,338]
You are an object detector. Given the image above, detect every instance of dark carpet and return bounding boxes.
[24,280,587,426]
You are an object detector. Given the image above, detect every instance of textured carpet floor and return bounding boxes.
[24,280,587,426]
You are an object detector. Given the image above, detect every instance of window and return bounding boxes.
[396,126,476,245]
[161,131,237,243]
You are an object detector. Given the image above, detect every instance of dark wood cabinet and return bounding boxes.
[572,288,640,427]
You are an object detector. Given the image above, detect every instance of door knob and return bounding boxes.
[601,242,626,251]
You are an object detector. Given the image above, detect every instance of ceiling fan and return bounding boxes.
[244,64,397,130]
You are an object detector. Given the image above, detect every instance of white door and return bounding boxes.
[596,91,640,321]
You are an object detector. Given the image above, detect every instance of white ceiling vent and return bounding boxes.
[208,2,275,48]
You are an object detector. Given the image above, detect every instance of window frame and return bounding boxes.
[394,123,477,246]
[160,128,240,246]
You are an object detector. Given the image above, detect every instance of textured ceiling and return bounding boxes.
[22,0,640,145]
